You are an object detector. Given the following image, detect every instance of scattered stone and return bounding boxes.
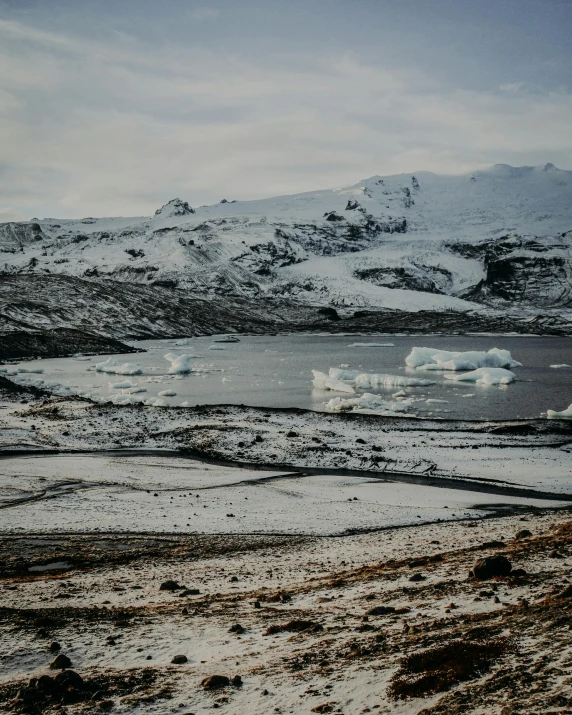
[231,675,243,687]
[50,653,72,669]
[229,575,239,582]
[179,588,200,596]
[286,430,298,438]
[409,573,426,582]
[515,529,532,539]
[201,675,230,689]
[160,580,182,591]
[472,554,512,580]
[49,641,61,652]
[171,654,188,664]
[229,623,245,634]
[54,670,84,689]
[264,620,322,636]
[366,606,395,616]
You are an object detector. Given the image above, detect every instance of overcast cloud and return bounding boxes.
[0,0,571,219]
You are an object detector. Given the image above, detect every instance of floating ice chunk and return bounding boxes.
[312,370,355,393]
[348,342,394,349]
[461,393,475,397]
[547,404,572,419]
[406,347,522,371]
[180,400,190,407]
[174,338,189,346]
[110,379,135,390]
[151,398,169,407]
[17,368,44,374]
[354,373,435,389]
[126,387,147,394]
[208,345,225,350]
[426,398,449,403]
[73,355,92,361]
[325,393,413,415]
[328,368,362,381]
[214,336,240,343]
[158,389,177,397]
[444,368,516,385]
[550,364,572,369]
[110,393,143,405]
[164,353,197,374]
[95,358,143,375]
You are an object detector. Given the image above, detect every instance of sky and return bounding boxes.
[0,0,571,220]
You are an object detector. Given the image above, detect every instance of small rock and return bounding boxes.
[472,554,512,580]
[54,670,84,689]
[231,674,242,687]
[229,576,239,582]
[286,431,298,438]
[160,580,182,591]
[49,641,61,652]
[201,675,230,689]
[229,623,245,634]
[366,606,395,616]
[99,700,114,711]
[171,654,188,664]
[253,601,261,609]
[409,573,426,582]
[515,529,532,539]
[182,608,188,615]
[50,653,72,669]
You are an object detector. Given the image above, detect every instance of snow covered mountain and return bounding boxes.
[1,163,571,316]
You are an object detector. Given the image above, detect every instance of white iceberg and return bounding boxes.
[444,367,516,385]
[312,370,355,393]
[550,364,572,369]
[406,347,522,371]
[17,368,44,374]
[164,352,196,374]
[158,389,177,397]
[208,345,225,350]
[95,358,143,375]
[327,368,434,388]
[547,404,572,419]
[325,393,413,415]
[110,379,135,390]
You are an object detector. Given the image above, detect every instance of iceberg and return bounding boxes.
[110,379,135,390]
[444,368,516,385]
[325,393,413,415]
[312,370,355,393]
[406,347,522,371]
[547,404,572,419]
[326,368,434,388]
[550,364,572,369]
[158,389,177,397]
[95,358,143,375]
[164,352,196,374]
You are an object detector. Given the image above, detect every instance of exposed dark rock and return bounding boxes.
[171,655,188,664]
[201,675,230,689]
[50,653,72,669]
[472,554,512,580]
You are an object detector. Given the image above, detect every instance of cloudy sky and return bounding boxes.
[1,0,571,220]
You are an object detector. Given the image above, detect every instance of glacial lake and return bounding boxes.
[6,334,572,421]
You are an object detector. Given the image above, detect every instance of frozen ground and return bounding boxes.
[1,511,572,714]
[0,454,567,536]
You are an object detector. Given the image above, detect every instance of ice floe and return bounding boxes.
[550,364,572,369]
[325,393,413,415]
[95,358,143,375]
[444,367,516,385]
[319,368,434,389]
[547,404,572,419]
[164,353,196,374]
[312,370,355,393]
[406,347,522,371]
[158,389,177,397]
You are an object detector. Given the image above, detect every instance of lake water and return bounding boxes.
[7,334,572,420]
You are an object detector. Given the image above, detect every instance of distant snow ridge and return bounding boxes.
[154,198,194,217]
[406,347,521,371]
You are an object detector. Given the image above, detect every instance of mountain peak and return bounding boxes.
[154,198,195,218]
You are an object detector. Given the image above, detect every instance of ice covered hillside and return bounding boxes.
[1,163,571,314]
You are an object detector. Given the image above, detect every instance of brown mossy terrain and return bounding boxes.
[1,514,572,714]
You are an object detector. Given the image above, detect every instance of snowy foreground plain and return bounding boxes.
[1,343,572,714]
